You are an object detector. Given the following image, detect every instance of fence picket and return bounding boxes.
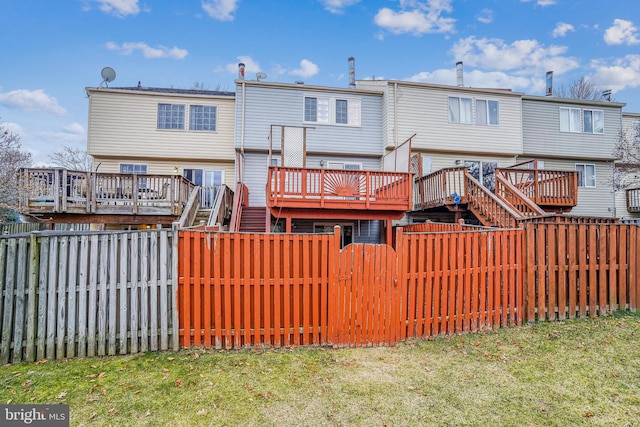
[26,233,39,362]
[1,239,17,364]
[66,236,78,358]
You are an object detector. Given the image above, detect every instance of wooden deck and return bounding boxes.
[18,169,194,224]
[267,166,413,212]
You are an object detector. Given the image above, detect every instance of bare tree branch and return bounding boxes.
[0,120,32,222]
[553,77,607,101]
[48,146,93,171]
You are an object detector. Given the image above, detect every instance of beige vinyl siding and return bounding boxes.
[614,190,640,219]
[87,89,235,162]
[92,158,235,188]
[518,157,615,218]
[522,97,623,160]
[358,81,523,156]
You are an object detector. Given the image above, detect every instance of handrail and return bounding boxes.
[413,166,467,210]
[175,186,201,229]
[465,172,523,228]
[495,168,578,207]
[229,182,248,232]
[495,174,547,218]
[208,185,234,227]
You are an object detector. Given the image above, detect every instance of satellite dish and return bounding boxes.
[100,67,116,87]
[256,72,267,81]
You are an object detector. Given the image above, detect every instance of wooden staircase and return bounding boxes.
[238,206,268,232]
[191,209,211,227]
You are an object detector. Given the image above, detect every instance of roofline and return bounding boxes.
[622,111,640,118]
[523,94,626,108]
[360,79,525,97]
[234,79,384,96]
[84,86,235,99]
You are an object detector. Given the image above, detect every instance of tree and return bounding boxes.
[553,77,607,101]
[613,125,640,190]
[48,146,93,171]
[0,121,32,222]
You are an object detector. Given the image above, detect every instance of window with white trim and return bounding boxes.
[189,105,217,131]
[476,99,499,126]
[448,97,473,124]
[304,96,360,126]
[560,107,581,133]
[120,164,147,174]
[326,161,362,170]
[575,163,596,188]
[583,109,604,134]
[157,104,185,129]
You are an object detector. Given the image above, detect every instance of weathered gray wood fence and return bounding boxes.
[0,229,179,364]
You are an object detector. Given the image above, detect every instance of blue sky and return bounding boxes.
[2,0,640,165]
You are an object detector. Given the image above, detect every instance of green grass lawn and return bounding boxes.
[2,312,640,426]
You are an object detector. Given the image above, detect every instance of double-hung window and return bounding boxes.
[476,99,499,125]
[559,107,581,133]
[583,109,604,134]
[575,163,596,188]
[189,105,217,131]
[448,97,473,124]
[304,96,360,126]
[157,104,185,129]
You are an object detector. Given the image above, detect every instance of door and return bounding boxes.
[332,244,400,347]
[465,161,497,192]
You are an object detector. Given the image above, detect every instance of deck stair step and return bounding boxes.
[239,206,267,232]
[192,209,211,227]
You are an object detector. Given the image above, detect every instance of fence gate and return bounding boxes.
[332,243,401,347]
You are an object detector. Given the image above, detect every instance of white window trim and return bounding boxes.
[326,161,363,170]
[575,163,596,188]
[448,96,473,125]
[119,163,149,174]
[476,99,500,126]
[157,103,219,132]
[189,104,218,132]
[559,107,582,133]
[583,109,604,134]
[303,95,361,127]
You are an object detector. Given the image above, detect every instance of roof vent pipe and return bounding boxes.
[348,56,356,88]
[456,61,463,87]
[238,63,245,80]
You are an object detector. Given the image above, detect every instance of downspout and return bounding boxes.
[240,80,246,183]
[394,82,398,148]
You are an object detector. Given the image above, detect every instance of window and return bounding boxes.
[326,161,362,170]
[448,97,473,124]
[120,164,147,174]
[189,105,217,131]
[559,108,581,133]
[476,100,499,125]
[575,163,596,188]
[336,99,348,124]
[583,109,604,134]
[157,104,185,129]
[304,96,360,126]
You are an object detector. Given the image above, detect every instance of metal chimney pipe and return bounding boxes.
[238,63,245,80]
[348,57,355,88]
[456,61,463,87]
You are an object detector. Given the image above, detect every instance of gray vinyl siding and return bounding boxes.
[87,88,235,161]
[236,81,384,206]
[518,157,616,218]
[522,97,623,160]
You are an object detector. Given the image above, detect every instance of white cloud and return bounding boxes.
[105,42,188,59]
[0,89,67,115]
[590,55,640,92]
[476,9,493,24]
[520,0,556,6]
[450,36,579,76]
[93,0,141,17]
[290,60,320,79]
[552,22,574,38]
[202,0,239,21]
[407,68,534,92]
[604,19,640,46]
[224,56,262,76]
[320,0,360,14]
[374,0,456,35]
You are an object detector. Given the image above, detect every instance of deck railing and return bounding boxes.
[18,168,194,217]
[627,187,640,213]
[267,166,413,211]
[495,174,547,218]
[496,168,578,208]
[413,166,467,210]
[465,173,522,228]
